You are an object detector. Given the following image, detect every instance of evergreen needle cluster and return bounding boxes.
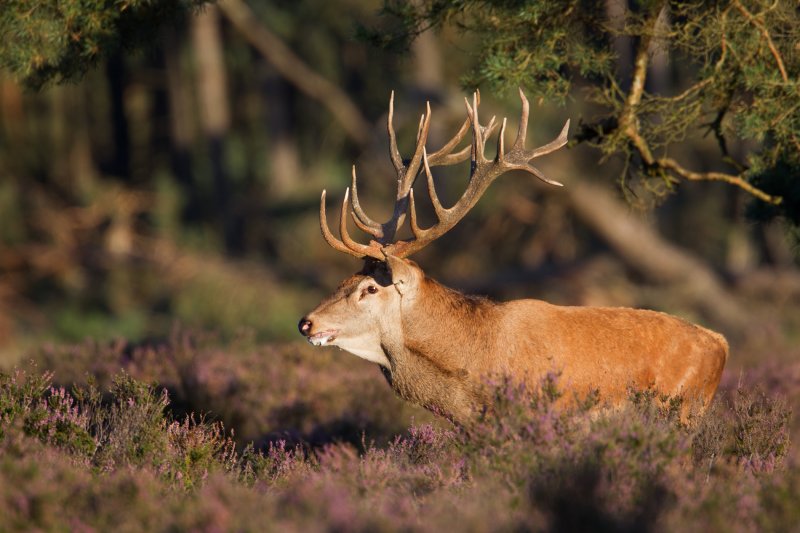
[0,0,209,89]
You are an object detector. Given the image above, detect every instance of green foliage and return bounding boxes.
[368,0,800,224]
[0,366,53,441]
[364,0,649,97]
[1,369,97,458]
[0,0,209,89]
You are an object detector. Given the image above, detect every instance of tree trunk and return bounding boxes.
[191,5,240,253]
[606,0,634,90]
[163,28,201,222]
[412,28,444,97]
[68,84,98,197]
[0,77,24,142]
[411,27,451,154]
[264,74,301,199]
[105,51,131,181]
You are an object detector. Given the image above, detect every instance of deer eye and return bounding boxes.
[358,285,378,300]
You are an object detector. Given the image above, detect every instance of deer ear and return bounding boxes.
[383,254,418,296]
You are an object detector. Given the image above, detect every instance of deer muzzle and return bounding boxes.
[298,317,339,346]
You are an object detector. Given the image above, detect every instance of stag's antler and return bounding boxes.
[320,89,569,260]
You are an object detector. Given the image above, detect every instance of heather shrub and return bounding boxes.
[92,373,171,469]
[1,367,95,457]
[691,398,729,465]
[29,385,96,457]
[1,366,246,490]
[533,402,685,529]
[0,339,797,531]
[452,376,690,529]
[0,367,51,435]
[162,415,239,489]
[238,439,316,487]
[91,377,245,489]
[730,387,791,463]
[458,373,586,486]
[34,331,430,449]
[389,423,457,467]
[692,385,791,470]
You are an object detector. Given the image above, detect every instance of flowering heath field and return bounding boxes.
[1,331,797,531]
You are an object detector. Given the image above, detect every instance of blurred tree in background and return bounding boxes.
[0,0,798,363]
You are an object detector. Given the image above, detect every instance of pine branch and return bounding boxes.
[732,0,788,83]
[618,12,782,205]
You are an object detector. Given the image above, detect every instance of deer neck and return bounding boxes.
[404,277,496,360]
[377,277,497,420]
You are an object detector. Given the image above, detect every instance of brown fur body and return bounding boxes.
[300,258,729,424]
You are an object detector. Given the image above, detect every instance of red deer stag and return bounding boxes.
[299,90,728,423]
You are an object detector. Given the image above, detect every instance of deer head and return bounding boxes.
[299,90,569,366]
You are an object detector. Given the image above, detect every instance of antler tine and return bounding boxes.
[430,144,473,167]
[528,119,571,159]
[512,87,530,151]
[384,92,498,259]
[423,91,493,168]
[426,116,471,166]
[496,117,507,163]
[340,189,383,259]
[387,91,403,174]
[474,92,485,163]
[422,149,446,219]
[350,165,383,238]
[482,115,500,156]
[407,189,424,240]
[379,100,432,244]
[484,115,497,134]
[497,89,568,187]
[401,150,450,252]
[399,101,432,192]
[520,165,565,187]
[351,211,381,236]
[320,190,365,258]
[465,93,486,167]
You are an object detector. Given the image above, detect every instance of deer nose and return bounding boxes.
[298,317,312,336]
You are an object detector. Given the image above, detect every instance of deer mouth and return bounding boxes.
[308,330,338,347]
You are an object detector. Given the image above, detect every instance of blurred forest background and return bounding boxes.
[0,0,798,368]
